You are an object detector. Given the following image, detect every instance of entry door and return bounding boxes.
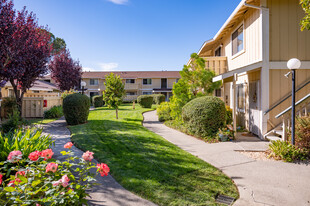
[249,81,260,136]
[161,79,167,89]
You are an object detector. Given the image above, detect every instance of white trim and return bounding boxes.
[270,61,310,69]
[231,22,245,58]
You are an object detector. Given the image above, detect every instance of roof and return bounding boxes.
[82,71,181,79]
[4,80,59,92]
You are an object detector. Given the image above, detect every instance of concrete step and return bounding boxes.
[273,129,283,137]
[265,135,282,142]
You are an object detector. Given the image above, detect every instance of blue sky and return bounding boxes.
[14,0,240,71]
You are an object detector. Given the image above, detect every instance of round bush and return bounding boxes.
[137,95,153,108]
[44,106,63,119]
[157,102,171,122]
[182,96,226,137]
[152,94,166,105]
[92,95,104,108]
[63,93,90,125]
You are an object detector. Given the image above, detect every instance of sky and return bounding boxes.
[14,0,241,72]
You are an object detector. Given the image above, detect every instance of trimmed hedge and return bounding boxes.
[92,95,104,108]
[44,106,63,119]
[157,102,171,122]
[137,95,153,108]
[63,93,90,125]
[152,94,165,105]
[182,96,226,137]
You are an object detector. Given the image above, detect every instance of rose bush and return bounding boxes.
[0,143,109,205]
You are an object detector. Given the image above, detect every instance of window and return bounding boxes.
[33,91,40,93]
[142,91,153,95]
[237,84,245,112]
[126,79,135,84]
[215,88,222,97]
[143,79,152,85]
[215,46,222,57]
[90,79,99,85]
[126,92,136,96]
[232,25,244,56]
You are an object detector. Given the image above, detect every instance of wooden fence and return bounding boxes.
[22,96,62,118]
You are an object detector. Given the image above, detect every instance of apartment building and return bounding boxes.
[81,71,180,102]
[189,0,310,140]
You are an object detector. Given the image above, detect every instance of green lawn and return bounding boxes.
[69,104,239,206]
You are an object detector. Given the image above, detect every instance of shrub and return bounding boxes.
[137,95,153,108]
[63,93,90,125]
[1,110,20,134]
[289,116,310,152]
[226,106,233,125]
[92,95,104,108]
[1,97,17,119]
[61,90,76,99]
[44,106,63,119]
[157,102,172,122]
[152,94,165,105]
[182,96,226,137]
[0,144,109,205]
[268,140,308,162]
[0,128,53,161]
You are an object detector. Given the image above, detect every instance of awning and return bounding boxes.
[212,61,262,82]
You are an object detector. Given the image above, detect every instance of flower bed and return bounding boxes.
[0,142,109,205]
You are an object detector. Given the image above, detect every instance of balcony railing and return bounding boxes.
[125,84,139,90]
[202,56,228,75]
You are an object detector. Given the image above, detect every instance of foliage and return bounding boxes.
[49,49,82,91]
[0,1,52,115]
[48,31,67,55]
[92,95,104,108]
[63,93,90,125]
[1,109,20,134]
[300,0,310,31]
[137,95,153,108]
[182,96,226,138]
[169,78,193,120]
[152,94,165,105]
[156,102,172,122]
[217,127,235,142]
[226,105,233,125]
[61,90,76,99]
[268,140,308,162]
[0,128,53,162]
[69,104,239,205]
[288,116,310,152]
[0,145,109,205]
[1,97,17,119]
[44,106,63,119]
[102,73,125,119]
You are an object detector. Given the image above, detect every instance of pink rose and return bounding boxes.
[61,175,70,187]
[96,163,110,177]
[64,142,73,149]
[82,151,94,161]
[45,163,58,173]
[52,180,61,186]
[0,174,3,185]
[7,150,22,162]
[8,178,21,187]
[28,151,41,161]
[41,149,54,160]
[15,171,26,178]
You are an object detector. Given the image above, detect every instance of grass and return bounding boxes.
[25,118,58,125]
[69,104,239,206]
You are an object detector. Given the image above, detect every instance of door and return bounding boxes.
[249,81,260,136]
[161,79,167,89]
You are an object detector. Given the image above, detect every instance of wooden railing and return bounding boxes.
[202,56,228,75]
[275,93,310,141]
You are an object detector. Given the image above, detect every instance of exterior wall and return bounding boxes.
[167,78,177,89]
[268,0,310,61]
[269,69,310,127]
[220,8,262,71]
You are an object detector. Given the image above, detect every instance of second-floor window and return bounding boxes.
[90,79,98,85]
[126,92,136,96]
[232,25,244,56]
[126,79,135,84]
[143,79,152,85]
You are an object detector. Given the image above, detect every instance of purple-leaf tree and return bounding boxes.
[0,0,52,115]
[49,49,82,91]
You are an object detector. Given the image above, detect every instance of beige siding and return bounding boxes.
[269,69,310,126]
[167,78,177,89]
[268,0,310,61]
[221,8,261,71]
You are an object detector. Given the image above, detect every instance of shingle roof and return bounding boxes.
[82,71,181,79]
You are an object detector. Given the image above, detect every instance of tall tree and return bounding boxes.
[49,49,82,91]
[0,1,52,115]
[300,0,310,31]
[103,73,125,119]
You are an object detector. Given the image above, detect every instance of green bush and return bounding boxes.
[44,106,63,119]
[1,97,17,119]
[182,96,226,137]
[137,95,153,108]
[268,140,308,162]
[1,110,20,134]
[152,94,165,105]
[157,102,172,122]
[0,128,53,161]
[63,93,90,125]
[226,106,233,125]
[92,95,104,108]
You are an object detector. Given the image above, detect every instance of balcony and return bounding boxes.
[125,84,139,90]
[202,56,228,75]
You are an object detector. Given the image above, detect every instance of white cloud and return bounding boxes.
[106,0,128,5]
[82,67,97,72]
[98,62,119,71]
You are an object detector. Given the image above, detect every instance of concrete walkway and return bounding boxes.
[42,118,156,206]
[143,111,310,206]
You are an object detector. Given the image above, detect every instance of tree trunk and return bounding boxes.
[116,108,118,119]
[10,79,24,117]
